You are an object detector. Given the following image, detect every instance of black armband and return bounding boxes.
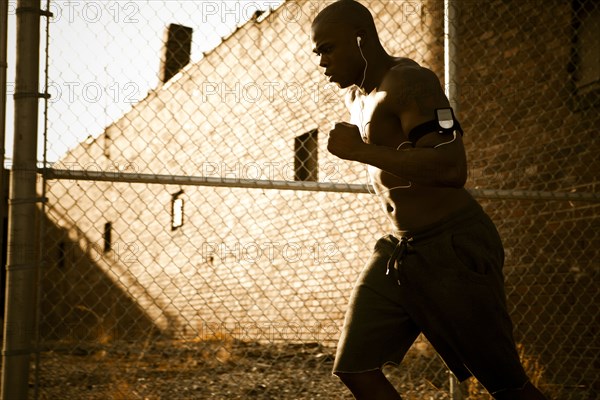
[408,108,463,145]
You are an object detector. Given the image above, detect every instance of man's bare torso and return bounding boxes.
[348,58,473,233]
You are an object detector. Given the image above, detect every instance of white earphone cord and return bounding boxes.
[356,37,456,196]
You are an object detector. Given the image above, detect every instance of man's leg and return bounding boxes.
[332,235,420,399]
[403,211,548,400]
[337,370,402,400]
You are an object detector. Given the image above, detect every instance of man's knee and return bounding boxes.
[335,370,388,392]
[493,381,549,400]
[336,371,374,388]
[336,370,402,400]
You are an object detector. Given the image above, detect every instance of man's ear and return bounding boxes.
[356,30,367,44]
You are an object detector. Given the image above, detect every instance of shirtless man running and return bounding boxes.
[311,1,549,399]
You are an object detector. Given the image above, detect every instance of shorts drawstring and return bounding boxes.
[386,236,412,285]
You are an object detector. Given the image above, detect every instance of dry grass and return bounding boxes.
[31,337,461,400]
[26,335,562,399]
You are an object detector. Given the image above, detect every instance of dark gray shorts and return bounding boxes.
[333,201,528,394]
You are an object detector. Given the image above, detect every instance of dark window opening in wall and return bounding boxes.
[571,0,600,109]
[171,190,184,230]
[58,241,67,268]
[103,222,112,253]
[294,129,318,182]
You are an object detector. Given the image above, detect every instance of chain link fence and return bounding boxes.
[1,0,599,399]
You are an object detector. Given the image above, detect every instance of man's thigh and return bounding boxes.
[333,235,420,375]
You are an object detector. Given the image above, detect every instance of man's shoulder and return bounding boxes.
[392,57,421,69]
[384,60,436,84]
[382,60,441,97]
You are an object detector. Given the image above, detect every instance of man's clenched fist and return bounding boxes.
[327,122,366,161]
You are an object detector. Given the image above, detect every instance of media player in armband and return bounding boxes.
[408,107,464,146]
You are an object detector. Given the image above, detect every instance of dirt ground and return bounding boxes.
[29,338,480,400]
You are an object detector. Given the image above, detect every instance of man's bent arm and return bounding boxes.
[352,136,467,188]
[377,65,467,187]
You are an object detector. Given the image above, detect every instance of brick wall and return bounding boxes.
[457,0,600,391]
[42,0,442,343]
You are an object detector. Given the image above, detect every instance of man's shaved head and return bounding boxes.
[312,0,378,38]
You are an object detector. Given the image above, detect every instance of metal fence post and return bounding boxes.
[0,0,10,325]
[445,1,462,397]
[0,0,8,204]
[1,1,41,399]
[449,373,465,400]
[444,0,459,112]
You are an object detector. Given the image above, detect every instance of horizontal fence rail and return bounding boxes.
[44,168,600,202]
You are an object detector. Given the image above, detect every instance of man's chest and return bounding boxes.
[349,92,406,147]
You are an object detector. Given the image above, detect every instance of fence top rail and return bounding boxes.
[42,168,368,194]
[41,168,600,202]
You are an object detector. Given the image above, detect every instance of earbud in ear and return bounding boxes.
[357,36,362,46]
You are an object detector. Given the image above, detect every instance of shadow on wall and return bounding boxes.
[39,205,179,343]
